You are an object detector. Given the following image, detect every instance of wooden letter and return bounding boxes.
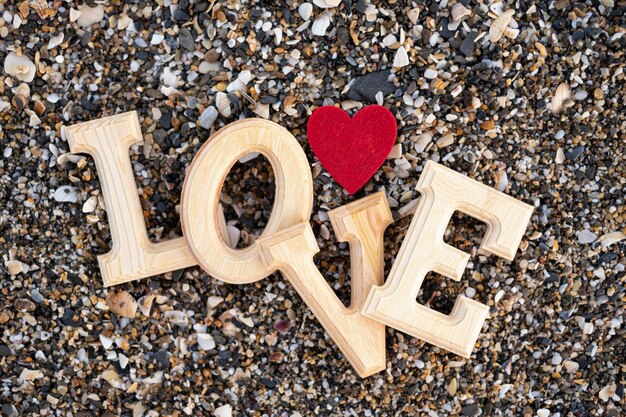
[65,112,197,286]
[363,161,533,357]
[258,192,392,376]
[181,119,391,376]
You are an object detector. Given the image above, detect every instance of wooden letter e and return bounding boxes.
[363,161,533,357]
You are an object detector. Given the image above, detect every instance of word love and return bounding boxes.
[65,111,533,377]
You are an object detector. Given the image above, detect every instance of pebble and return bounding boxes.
[424,68,438,79]
[577,229,597,244]
[346,70,395,103]
[199,106,218,129]
[392,46,409,68]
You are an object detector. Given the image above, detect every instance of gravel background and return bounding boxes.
[0,1,624,416]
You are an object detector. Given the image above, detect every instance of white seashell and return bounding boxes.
[274,27,283,45]
[311,13,331,36]
[15,82,31,98]
[82,195,98,213]
[99,334,114,350]
[451,3,471,22]
[226,225,241,248]
[196,333,216,350]
[551,82,571,114]
[490,2,505,15]
[160,67,179,88]
[3,52,36,83]
[382,34,397,47]
[164,310,189,327]
[77,4,104,28]
[504,27,519,39]
[298,3,313,20]
[215,92,232,118]
[313,0,341,8]
[6,260,26,275]
[392,46,410,68]
[106,291,138,318]
[489,9,515,43]
[407,8,420,24]
[19,369,44,381]
[117,14,133,30]
[214,405,233,417]
[253,103,270,119]
[69,8,81,22]
[53,186,78,203]
[577,229,597,244]
[137,294,155,316]
[414,132,433,153]
[0,101,9,113]
[598,231,626,249]
[47,33,64,49]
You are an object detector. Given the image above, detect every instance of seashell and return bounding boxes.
[451,3,471,22]
[392,46,410,68]
[0,101,10,113]
[106,291,138,318]
[196,333,216,350]
[215,91,232,117]
[76,4,104,28]
[6,259,26,275]
[117,13,133,30]
[69,8,81,22]
[14,82,30,98]
[47,32,64,49]
[164,310,189,327]
[31,0,56,20]
[551,82,571,114]
[226,224,241,248]
[137,294,155,316]
[11,94,28,110]
[298,3,313,20]
[53,185,78,203]
[82,195,98,213]
[407,7,420,24]
[3,52,36,83]
[33,100,45,115]
[19,368,44,381]
[313,0,341,8]
[489,9,515,43]
[311,13,331,36]
[598,231,626,249]
[489,2,504,16]
[495,170,509,191]
[414,132,433,153]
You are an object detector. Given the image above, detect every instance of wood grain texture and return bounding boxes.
[364,161,534,358]
[65,111,197,286]
[258,192,392,377]
[181,119,391,376]
[181,118,313,284]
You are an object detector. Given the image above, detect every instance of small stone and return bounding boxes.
[424,68,438,79]
[274,319,292,334]
[436,133,455,148]
[179,29,195,51]
[460,31,478,56]
[199,106,218,129]
[593,88,604,100]
[537,409,550,417]
[565,145,585,160]
[551,82,571,113]
[551,353,562,365]
[460,403,480,416]
[2,404,18,417]
[346,70,395,103]
[214,404,233,417]
[577,229,597,244]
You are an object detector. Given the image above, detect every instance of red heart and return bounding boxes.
[307,105,397,194]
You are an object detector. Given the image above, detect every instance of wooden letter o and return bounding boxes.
[181,119,313,284]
